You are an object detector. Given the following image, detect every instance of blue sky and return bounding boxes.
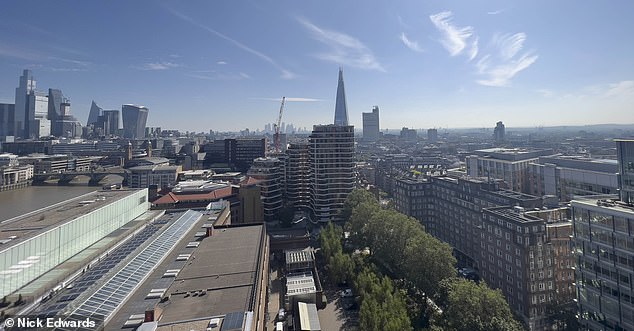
[1,0,633,132]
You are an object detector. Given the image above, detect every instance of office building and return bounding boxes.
[617,138,634,204]
[52,102,82,138]
[0,189,149,299]
[494,121,506,144]
[362,106,380,141]
[247,157,285,221]
[309,125,355,222]
[286,142,311,209]
[333,68,349,126]
[14,69,36,138]
[0,103,15,138]
[574,139,634,330]
[101,109,120,136]
[122,104,149,139]
[466,148,556,193]
[86,100,102,127]
[528,155,618,202]
[27,91,50,138]
[128,165,181,189]
[202,138,266,172]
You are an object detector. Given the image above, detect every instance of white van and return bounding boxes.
[276,321,284,331]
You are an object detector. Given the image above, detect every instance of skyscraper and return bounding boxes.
[309,124,355,222]
[101,110,120,137]
[494,121,506,144]
[122,104,149,139]
[87,100,102,127]
[0,103,15,138]
[334,68,349,126]
[617,138,634,204]
[48,88,66,137]
[362,106,380,141]
[27,91,50,138]
[14,69,36,138]
[286,142,311,209]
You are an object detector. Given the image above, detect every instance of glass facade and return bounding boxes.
[0,189,148,297]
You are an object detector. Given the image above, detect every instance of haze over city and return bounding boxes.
[1,0,633,132]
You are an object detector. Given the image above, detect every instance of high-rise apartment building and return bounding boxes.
[362,106,380,141]
[309,124,355,222]
[14,69,35,138]
[247,157,285,221]
[122,104,149,139]
[573,139,634,330]
[286,142,311,209]
[334,68,349,126]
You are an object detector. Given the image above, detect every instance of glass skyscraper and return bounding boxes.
[122,104,149,139]
[334,68,349,126]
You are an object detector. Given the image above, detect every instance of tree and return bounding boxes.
[404,231,456,298]
[357,271,412,331]
[342,188,378,221]
[433,278,525,331]
[320,222,343,259]
[329,250,354,285]
[346,201,381,253]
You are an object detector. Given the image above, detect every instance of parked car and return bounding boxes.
[340,288,354,298]
[277,308,286,321]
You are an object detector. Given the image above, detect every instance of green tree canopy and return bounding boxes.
[433,278,525,331]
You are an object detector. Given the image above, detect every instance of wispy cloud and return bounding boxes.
[297,16,385,72]
[0,44,91,71]
[604,80,634,97]
[429,11,478,59]
[476,33,538,87]
[187,71,251,81]
[400,33,424,53]
[139,61,181,71]
[487,9,504,15]
[216,60,227,65]
[165,6,295,79]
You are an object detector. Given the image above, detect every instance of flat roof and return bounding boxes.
[107,222,265,329]
[0,189,145,249]
[572,197,634,217]
[484,207,545,224]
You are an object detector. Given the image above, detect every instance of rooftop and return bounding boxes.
[152,186,234,205]
[572,196,634,216]
[108,222,265,329]
[0,189,145,248]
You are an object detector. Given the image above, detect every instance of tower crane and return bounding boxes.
[274,96,286,153]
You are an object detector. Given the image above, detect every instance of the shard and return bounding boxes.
[333,67,349,126]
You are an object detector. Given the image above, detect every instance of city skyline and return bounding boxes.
[1,1,633,132]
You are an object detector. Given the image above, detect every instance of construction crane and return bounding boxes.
[273,96,286,153]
